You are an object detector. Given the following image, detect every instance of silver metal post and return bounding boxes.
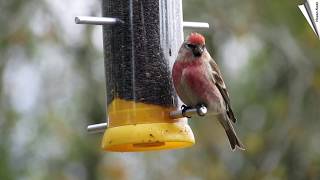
[87,123,108,133]
[75,16,122,25]
[183,21,210,29]
[170,106,207,119]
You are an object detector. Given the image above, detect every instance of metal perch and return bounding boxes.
[86,106,207,134]
[183,21,210,29]
[75,16,209,29]
[169,106,208,119]
[87,123,108,133]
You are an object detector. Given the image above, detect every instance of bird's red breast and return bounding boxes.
[172,59,202,89]
[173,59,221,106]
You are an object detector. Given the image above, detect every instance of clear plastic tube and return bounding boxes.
[101,0,195,152]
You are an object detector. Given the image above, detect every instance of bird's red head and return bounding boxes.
[186,32,205,45]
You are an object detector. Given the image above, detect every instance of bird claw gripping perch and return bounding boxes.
[169,104,208,119]
[181,105,192,118]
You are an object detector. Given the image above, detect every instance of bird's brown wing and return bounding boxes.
[209,59,237,123]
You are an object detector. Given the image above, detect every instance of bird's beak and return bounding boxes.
[192,45,204,57]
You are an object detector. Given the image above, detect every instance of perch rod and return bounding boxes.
[75,16,209,29]
[87,107,207,133]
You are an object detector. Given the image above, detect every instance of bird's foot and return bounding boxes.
[196,104,207,117]
[181,105,192,118]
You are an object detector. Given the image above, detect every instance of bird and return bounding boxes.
[172,32,245,150]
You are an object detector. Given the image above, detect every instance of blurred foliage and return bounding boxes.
[1,0,320,180]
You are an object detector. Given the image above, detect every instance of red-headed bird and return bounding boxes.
[172,32,244,150]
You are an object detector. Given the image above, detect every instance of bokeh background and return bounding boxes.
[1,0,320,179]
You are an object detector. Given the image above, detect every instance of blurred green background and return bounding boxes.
[1,0,320,179]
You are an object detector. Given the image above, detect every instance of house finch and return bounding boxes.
[172,32,244,150]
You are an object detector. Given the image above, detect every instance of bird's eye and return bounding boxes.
[185,43,195,49]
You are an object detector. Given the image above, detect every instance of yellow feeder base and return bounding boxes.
[101,99,195,152]
[102,122,195,152]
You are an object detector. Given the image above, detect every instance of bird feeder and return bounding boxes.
[76,0,209,152]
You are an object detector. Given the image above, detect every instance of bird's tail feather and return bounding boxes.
[217,114,245,151]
